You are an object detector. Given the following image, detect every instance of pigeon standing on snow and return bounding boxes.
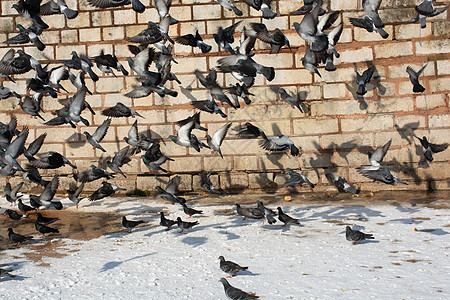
[206,123,232,158]
[345,226,374,245]
[406,64,427,93]
[176,217,199,234]
[235,203,264,220]
[257,201,277,225]
[277,207,301,226]
[122,216,145,232]
[83,118,111,152]
[349,0,389,39]
[219,256,248,277]
[415,136,448,162]
[182,203,203,218]
[219,277,259,299]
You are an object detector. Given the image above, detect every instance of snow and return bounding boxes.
[1,195,450,299]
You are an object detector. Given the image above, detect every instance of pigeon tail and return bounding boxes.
[413,82,426,93]
[377,27,389,39]
[232,6,243,16]
[199,42,212,53]
[34,38,45,51]
[259,66,275,81]
[63,8,78,19]
[325,58,336,72]
[356,84,366,96]
[261,6,277,19]
[420,16,427,29]
[131,0,146,13]
[168,15,179,25]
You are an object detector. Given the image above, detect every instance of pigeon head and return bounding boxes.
[345,226,352,233]
[16,24,25,31]
[277,207,282,212]
[168,135,177,142]
[218,256,225,261]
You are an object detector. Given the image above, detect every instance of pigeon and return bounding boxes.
[124,121,154,153]
[7,228,32,247]
[67,181,85,209]
[35,220,59,237]
[326,173,360,194]
[219,256,248,277]
[18,199,34,215]
[200,171,221,194]
[26,78,57,99]
[277,207,301,226]
[75,165,114,183]
[30,151,76,169]
[0,49,32,76]
[349,0,389,39]
[107,146,135,177]
[176,217,199,234]
[301,45,321,77]
[219,277,259,299]
[126,47,156,79]
[36,213,59,225]
[102,102,143,118]
[3,209,23,221]
[12,0,49,29]
[247,23,291,54]
[4,182,24,206]
[283,168,315,188]
[217,0,243,16]
[358,166,408,185]
[93,50,129,77]
[59,51,99,82]
[155,176,186,205]
[290,0,324,15]
[1,126,29,172]
[160,211,177,230]
[416,136,448,162]
[87,0,145,13]
[191,99,227,118]
[3,24,45,51]
[236,122,267,140]
[22,164,47,185]
[175,30,212,53]
[44,65,69,92]
[155,0,178,25]
[69,71,92,95]
[32,175,63,210]
[83,118,111,152]
[213,21,242,54]
[257,201,277,225]
[0,86,21,100]
[259,134,300,156]
[226,83,253,107]
[409,0,448,28]
[177,112,207,132]
[354,65,376,96]
[206,123,232,159]
[122,216,144,232]
[128,20,170,45]
[346,226,374,245]
[293,0,328,52]
[0,268,16,280]
[235,203,264,220]
[18,96,45,121]
[141,143,173,173]
[243,0,276,19]
[88,181,126,201]
[182,203,203,218]
[406,64,427,93]
[47,87,91,128]
[270,86,304,112]
[169,115,198,151]
[39,0,79,19]
[195,69,236,108]
[367,139,392,168]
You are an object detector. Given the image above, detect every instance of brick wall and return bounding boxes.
[0,0,449,194]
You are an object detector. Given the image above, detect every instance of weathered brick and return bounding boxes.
[103,26,125,41]
[395,23,432,40]
[79,28,101,42]
[113,9,137,25]
[374,42,413,58]
[341,115,394,132]
[335,47,373,64]
[416,39,450,55]
[330,0,358,10]
[193,5,222,20]
[92,11,113,27]
[293,118,339,135]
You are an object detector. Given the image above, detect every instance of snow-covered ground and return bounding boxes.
[1,194,450,299]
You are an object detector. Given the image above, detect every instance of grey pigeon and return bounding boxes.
[36,213,59,225]
[213,21,242,54]
[67,181,85,209]
[169,115,198,151]
[35,220,59,237]
[0,86,21,100]
[141,143,173,173]
[69,71,92,95]
[277,207,301,226]
[259,134,300,156]
[293,0,327,52]
[32,175,63,210]
[12,0,49,29]
[326,173,360,194]
[0,49,32,76]
[358,166,407,185]
[200,171,221,194]
[219,256,248,277]
[30,151,76,169]
[416,136,448,162]
[155,0,178,24]
[59,51,99,82]
[217,0,243,16]
[122,216,144,232]
[195,69,236,108]
[219,277,259,299]
[39,0,78,19]
[18,198,34,215]
[87,0,145,13]
[182,203,203,218]
[3,209,23,221]
[270,86,304,112]
[346,226,374,245]
[3,24,45,51]
[247,23,290,54]
[102,102,143,118]
[301,45,321,77]
[176,217,199,234]
[191,99,227,118]
[155,176,186,205]
[175,30,212,53]
[349,0,389,39]
[88,181,126,201]
[409,0,448,28]
[206,123,232,159]
[354,65,376,96]
[4,182,24,206]
[83,118,111,152]
[46,65,69,92]
[7,227,32,247]
[257,200,277,225]
[406,64,427,93]
[126,47,156,79]
[226,83,253,107]
[128,20,170,45]
[235,203,264,220]
[243,0,276,19]
[23,164,49,185]
[18,96,44,121]
[107,146,135,177]
[75,165,114,183]
[1,126,29,172]
[236,122,267,140]
[93,50,129,77]
[283,168,315,188]
[160,211,177,230]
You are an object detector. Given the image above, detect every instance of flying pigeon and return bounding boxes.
[358,166,407,185]
[283,168,315,188]
[87,0,145,14]
[0,49,32,76]
[155,0,178,25]
[1,126,29,172]
[354,65,376,96]
[59,51,99,82]
[155,176,186,205]
[226,83,253,107]
[32,175,63,210]
[83,118,111,152]
[30,151,76,169]
[176,217,199,234]
[4,182,24,206]
[415,136,448,162]
[217,0,243,16]
[349,0,389,39]
[3,24,45,51]
[346,226,374,245]
[12,0,49,29]
[69,71,92,95]
[277,207,301,226]
[195,69,236,108]
[122,216,145,233]
[326,173,360,194]
[18,199,34,215]
[219,256,248,277]
[141,143,173,173]
[270,86,304,112]
[236,122,267,140]
[0,86,21,99]
[169,115,198,151]
[88,181,126,201]
[160,211,177,230]
[39,0,79,19]
[175,30,212,53]
[18,96,45,121]
[200,171,221,194]
[102,102,143,118]
[409,0,448,28]
[219,277,259,299]
[74,165,114,183]
[293,0,328,52]
[93,50,129,77]
[259,134,300,156]
[128,20,171,45]
[246,23,291,54]
[191,99,227,118]
[8,227,32,247]
[67,181,85,209]
[406,64,427,93]
[213,21,242,54]
[243,0,276,19]
[177,112,207,132]
[206,122,232,158]
[107,146,135,177]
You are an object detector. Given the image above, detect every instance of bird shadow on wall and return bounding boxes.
[394,122,420,145]
[310,141,338,180]
[387,152,422,186]
[180,81,198,102]
[326,140,359,164]
[65,132,86,148]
